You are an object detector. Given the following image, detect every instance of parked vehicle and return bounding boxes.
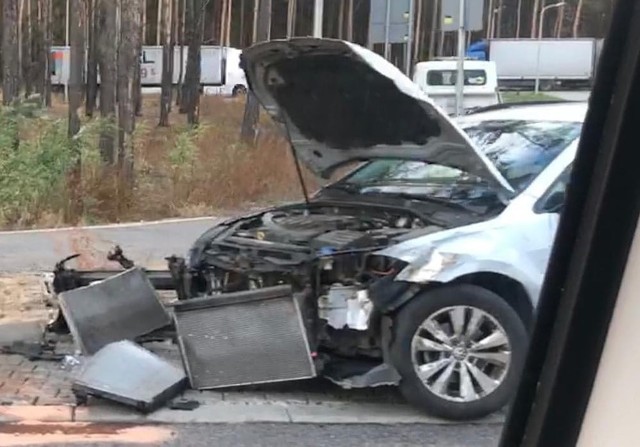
[50,45,247,97]
[467,38,604,90]
[45,38,586,421]
[412,58,501,114]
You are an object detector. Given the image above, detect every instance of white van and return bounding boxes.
[412,59,501,114]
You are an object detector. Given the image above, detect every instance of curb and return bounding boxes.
[0,402,506,425]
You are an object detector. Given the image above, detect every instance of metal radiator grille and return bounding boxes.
[58,267,170,355]
[173,286,316,389]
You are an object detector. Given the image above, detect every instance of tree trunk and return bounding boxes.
[573,0,583,38]
[169,0,176,111]
[96,0,117,164]
[86,0,98,116]
[156,0,163,45]
[159,0,172,126]
[2,1,21,105]
[240,0,270,144]
[133,0,144,116]
[240,0,246,45]
[428,0,439,59]
[225,0,232,46]
[555,4,565,37]
[286,0,296,38]
[18,0,24,90]
[252,0,259,43]
[176,0,185,107]
[486,0,494,39]
[496,0,503,38]
[338,0,344,39]
[516,0,522,38]
[37,0,52,106]
[117,0,142,186]
[29,0,45,101]
[68,0,86,222]
[141,0,146,43]
[44,0,52,105]
[346,0,353,41]
[413,0,423,61]
[23,0,33,98]
[531,0,540,37]
[220,0,228,45]
[182,0,204,125]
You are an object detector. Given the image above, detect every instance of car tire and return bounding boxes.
[389,284,528,421]
[232,85,247,97]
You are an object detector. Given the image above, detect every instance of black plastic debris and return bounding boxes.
[71,340,187,413]
[0,341,65,362]
[58,267,170,355]
[168,398,200,411]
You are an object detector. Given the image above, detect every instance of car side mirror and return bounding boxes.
[544,191,566,214]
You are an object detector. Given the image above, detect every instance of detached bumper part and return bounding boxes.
[173,285,317,389]
[72,340,187,413]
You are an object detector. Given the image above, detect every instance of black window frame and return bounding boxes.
[499,0,640,445]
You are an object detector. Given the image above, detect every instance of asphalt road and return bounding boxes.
[0,422,503,447]
[0,217,225,272]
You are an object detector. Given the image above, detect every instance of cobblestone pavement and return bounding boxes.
[0,273,406,409]
[0,348,405,408]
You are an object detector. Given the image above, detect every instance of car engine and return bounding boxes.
[192,203,443,360]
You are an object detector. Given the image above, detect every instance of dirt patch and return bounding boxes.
[0,275,49,323]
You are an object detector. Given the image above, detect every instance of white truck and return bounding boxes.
[50,45,247,97]
[412,58,501,115]
[474,38,604,91]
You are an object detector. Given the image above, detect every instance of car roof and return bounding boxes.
[457,101,588,124]
[414,60,495,70]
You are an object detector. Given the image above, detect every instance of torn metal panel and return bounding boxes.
[72,340,187,413]
[324,363,401,389]
[58,267,170,355]
[173,285,316,390]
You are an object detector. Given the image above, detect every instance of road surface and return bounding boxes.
[0,217,226,272]
[0,422,503,447]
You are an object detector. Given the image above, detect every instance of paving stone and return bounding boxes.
[286,402,471,425]
[181,389,224,404]
[74,400,148,423]
[0,405,73,422]
[145,402,290,424]
[222,390,269,404]
[0,320,44,345]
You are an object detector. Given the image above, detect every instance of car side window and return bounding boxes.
[535,165,573,214]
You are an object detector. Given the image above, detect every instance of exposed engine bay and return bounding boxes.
[180,201,480,376]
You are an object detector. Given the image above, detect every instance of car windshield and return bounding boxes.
[336,119,582,202]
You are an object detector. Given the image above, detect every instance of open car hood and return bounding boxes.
[240,38,513,193]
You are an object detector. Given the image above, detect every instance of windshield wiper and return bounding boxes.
[361,190,473,211]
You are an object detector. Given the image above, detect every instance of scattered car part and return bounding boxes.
[58,267,171,355]
[323,363,401,389]
[44,251,177,334]
[173,285,316,390]
[106,245,135,269]
[71,340,187,413]
[168,398,200,411]
[0,341,64,362]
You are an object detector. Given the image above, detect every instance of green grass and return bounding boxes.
[501,92,561,103]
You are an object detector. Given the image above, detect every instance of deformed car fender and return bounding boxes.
[374,222,546,311]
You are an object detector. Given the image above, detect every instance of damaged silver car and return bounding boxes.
[45,38,586,421]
